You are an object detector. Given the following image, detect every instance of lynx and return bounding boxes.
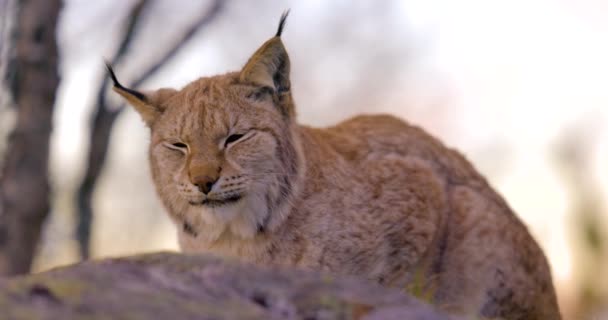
[108,12,560,319]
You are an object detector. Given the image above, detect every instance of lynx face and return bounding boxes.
[108,13,300,241]
[148,76,300,240]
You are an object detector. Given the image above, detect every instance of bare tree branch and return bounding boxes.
[0,0,62,275]
[76,0,151,260]
[130,0,223,89]
[76,0,224,259]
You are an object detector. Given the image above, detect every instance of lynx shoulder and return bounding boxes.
[109,12,561,319]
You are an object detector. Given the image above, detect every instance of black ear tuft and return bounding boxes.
[104,61,121,88]
[275,10,290,37]
[104,61,146,101]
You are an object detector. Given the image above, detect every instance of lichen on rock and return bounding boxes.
[0,252,454,320]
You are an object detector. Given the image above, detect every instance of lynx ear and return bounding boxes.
[105,63,175,126]
[240,11,291,93]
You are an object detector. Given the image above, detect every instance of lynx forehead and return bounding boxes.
[110,11,561,319]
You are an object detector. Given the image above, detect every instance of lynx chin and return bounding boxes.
[108,12,560,319]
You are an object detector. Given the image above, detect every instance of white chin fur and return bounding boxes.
[181,191,269,244]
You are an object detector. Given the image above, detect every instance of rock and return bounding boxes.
[0,252,455,319]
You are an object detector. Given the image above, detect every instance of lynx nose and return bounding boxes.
[192,175,217,194]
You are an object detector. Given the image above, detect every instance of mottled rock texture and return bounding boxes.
[0,252,455,320]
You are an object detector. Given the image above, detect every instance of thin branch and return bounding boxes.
[131,0,223,88]
[99,0,149,109]
[76,0,150,259]
[76,0,225,259]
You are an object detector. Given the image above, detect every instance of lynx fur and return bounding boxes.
[109,12,560,319]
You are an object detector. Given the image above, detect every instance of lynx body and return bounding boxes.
[110,13,561,319]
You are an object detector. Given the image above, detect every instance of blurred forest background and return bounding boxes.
[0,0,607,319]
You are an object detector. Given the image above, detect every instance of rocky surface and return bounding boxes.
[0,252,454,319]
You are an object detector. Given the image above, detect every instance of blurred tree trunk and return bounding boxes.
[0,0,18,167]
[0,0,62,276]
[554,127,607,318]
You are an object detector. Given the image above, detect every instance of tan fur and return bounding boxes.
[112,15,561,319]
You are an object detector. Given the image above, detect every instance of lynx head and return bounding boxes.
[108,12,303,243]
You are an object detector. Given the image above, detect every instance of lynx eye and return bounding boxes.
[224,134,244,147]
[164,141,188,153]
[172,142,187,149]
